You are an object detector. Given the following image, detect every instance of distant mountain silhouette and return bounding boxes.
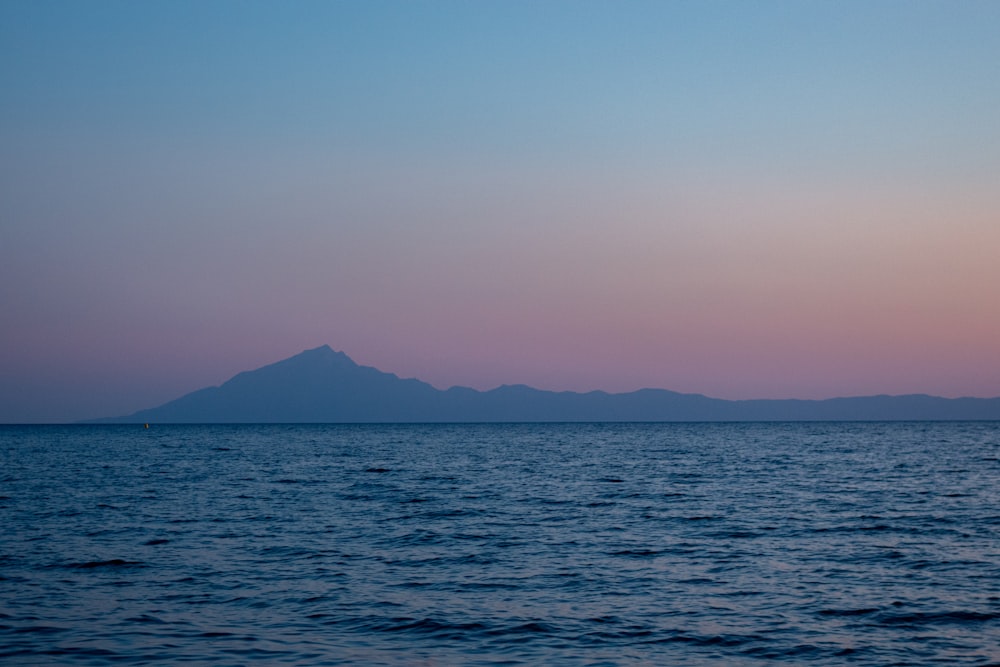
[93,345,1000,423]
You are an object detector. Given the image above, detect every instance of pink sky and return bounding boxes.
[2,2,999,421]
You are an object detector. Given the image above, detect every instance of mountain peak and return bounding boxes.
[302,344,335,355]
[297,344,354,364]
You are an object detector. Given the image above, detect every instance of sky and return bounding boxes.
[2,0,999,422]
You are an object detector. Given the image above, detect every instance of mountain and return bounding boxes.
[94,345,1000,423]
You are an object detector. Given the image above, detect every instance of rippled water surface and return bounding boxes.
[2,422,999,665]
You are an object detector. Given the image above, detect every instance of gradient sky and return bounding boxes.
[2,1,999,422]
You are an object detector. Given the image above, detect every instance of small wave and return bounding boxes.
[124,614,167,624]
[583,627,655,642]
[876,610,1000,626]
[339,493,373,501]
[457,581,520,591]
[422,507,480,519]
[24,646,118,659]
[61,559,145,569]
[819,607,879,617]
[743,643,824,659]
[609,549,663,558]
[388,618,489,637]
[388,530,444,546]
[365,467,390,473]
[332,615,489,639]
[487,620,559,636]
[707,530,762,539]
[587,616,623,624]
[645,632,767,648]
[12,625,67,635]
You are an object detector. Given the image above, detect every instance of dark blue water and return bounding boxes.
[1,423,998,665]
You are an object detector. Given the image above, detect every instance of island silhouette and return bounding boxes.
[91,345,1000,423]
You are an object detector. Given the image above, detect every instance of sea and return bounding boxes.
[1,422,998,666]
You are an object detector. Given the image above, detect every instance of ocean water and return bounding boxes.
[1,422,998,666]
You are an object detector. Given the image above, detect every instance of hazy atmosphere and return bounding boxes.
[3,1,999,422]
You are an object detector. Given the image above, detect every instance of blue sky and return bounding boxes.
[2,1,999,422]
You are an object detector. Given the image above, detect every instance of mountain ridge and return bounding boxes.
[91,345,1000,423]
